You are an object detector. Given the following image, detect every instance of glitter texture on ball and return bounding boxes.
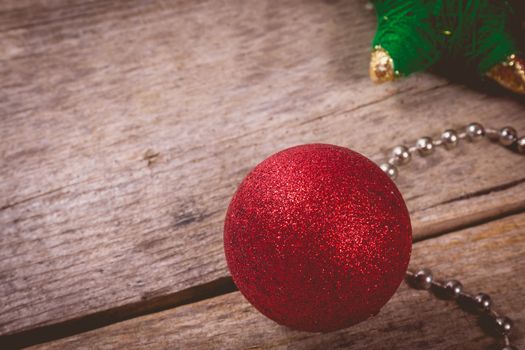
[224,144,412,332]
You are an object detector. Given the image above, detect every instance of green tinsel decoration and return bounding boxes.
[372,0,520,76]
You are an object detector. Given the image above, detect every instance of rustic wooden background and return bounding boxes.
[1,0,524,349]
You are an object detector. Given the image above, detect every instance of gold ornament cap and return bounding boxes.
[487,54,525,94]
[370,47,396,83]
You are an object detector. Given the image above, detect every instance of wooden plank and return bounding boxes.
[1,0,525,339]
[30,212,525,350]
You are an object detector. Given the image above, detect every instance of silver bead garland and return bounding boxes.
[406,269,516,349]
[380,122,522,350]
[382,122,525,181]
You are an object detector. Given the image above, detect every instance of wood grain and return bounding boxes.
[30,213,525,350]
[1,0,525,341]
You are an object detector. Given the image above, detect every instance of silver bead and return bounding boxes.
[441,129,459,149]
[466,122,484,142]
[444,280,463,298]
[414,268,433,290]
[391,145,411,165]
[416,137,434,156]
[495,316,513,335]
[380,163,398,180]
[474,293,492,312]
[499,127,518,146]
[517,137,525,154]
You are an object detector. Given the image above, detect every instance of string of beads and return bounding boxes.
[380,123,525,180]
[379,122,522,350]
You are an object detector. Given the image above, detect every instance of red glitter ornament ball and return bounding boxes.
[224,144,412,332]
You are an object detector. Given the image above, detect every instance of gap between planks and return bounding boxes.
[2,206,524,349]
[28,211,525,350]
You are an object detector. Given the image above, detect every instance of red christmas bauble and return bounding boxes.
[224,144,412,332]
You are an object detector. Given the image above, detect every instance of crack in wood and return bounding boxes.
[423,176,525,211]
[297,82,451,128]
[0,277,237,349]
[3,206,524,349]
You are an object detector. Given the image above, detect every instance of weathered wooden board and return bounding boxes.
[30,213,525,350]
[1,0,525,342]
